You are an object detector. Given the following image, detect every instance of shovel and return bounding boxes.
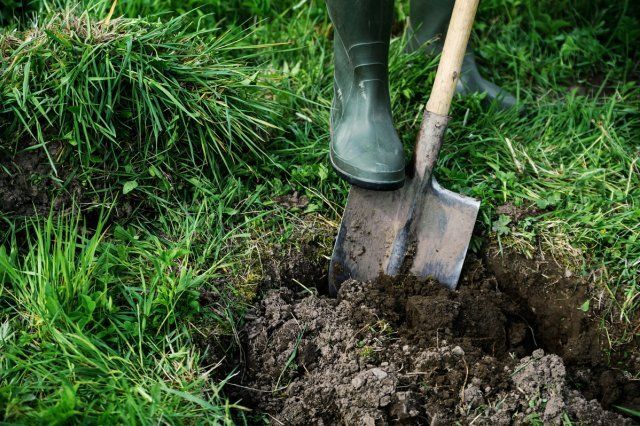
[329,0,481,294]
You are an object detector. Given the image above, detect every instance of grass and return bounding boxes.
[0,0,639,422]
[0,5,281,205]
[0,211,240,423]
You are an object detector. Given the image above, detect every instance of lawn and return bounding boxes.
[0,0,638,423]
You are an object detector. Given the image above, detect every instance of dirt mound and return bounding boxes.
[233,251,639,424]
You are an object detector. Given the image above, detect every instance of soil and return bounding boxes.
[0,141,146,226]
[0,142,79,217]
[232,246,640,425]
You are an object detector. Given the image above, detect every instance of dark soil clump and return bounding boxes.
[233,248,639,424]
[0,143,78,217]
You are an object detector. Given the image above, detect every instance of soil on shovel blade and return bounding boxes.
[232,245,639,425]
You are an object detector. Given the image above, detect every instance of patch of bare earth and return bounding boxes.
[0,143,78,217]
[231,243,639,424]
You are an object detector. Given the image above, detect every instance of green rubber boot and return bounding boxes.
[407,0,518,110]
[327,0,405,191]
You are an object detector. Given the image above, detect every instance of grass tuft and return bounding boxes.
[0,6,280,190]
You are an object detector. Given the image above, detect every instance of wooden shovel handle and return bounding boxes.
[426,0,480,116]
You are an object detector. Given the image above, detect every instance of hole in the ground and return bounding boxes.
[485,248,640,411]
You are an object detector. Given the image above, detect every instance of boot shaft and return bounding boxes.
[407,0,454,52]
[328,0,394,119]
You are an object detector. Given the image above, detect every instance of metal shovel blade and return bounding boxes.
[329,172,480,294]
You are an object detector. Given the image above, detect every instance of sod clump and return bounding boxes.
[0,7,280,211]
